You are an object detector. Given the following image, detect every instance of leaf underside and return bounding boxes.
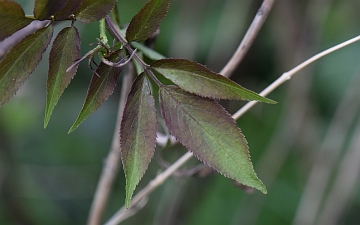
[69,52,123,133]
[126,0,170,42]
[152,59,276,103]
[54,0,83,20]
[0,25,53,107]
[0,0,33,41]
[120,73,157,208]
[34,0,67,20]
[45,26,81,128]
[75,0,117,23]
[159,85,267,193]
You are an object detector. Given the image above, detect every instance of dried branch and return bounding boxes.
[220,0,275,77]
[86,65,135,225]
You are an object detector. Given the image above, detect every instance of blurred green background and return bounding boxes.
[1,0,360,224]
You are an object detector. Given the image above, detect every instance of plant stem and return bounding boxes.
[105,34,360,225]
[99,19,109,45]
[220,0,276,77]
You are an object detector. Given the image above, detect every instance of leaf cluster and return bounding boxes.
[0,0,276,207]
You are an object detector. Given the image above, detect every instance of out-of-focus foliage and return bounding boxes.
[1,0,360,225]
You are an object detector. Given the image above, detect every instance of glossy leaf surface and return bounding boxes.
[0,25,53,106]
[152,59,276,103]
[126,0,170,42]
[45,26,80,128]
[0,0,33,41]
[69,52,123,132]
[120,73,157,207]
[75,0,117,23]
[54,0,83,20]
[34,0,67,20]
[159,86,267,193]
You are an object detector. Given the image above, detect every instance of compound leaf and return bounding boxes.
[45,26,80,128]
[69,52,123,133]
[120,73,157,208]
[0,25,53,107]
[159,86,267,193]
[126,0,170,42]
[75,0,117,23]
[34,0,67,20]
[54,0,83,20]
[0,0,33,41]
[152,59,276,103]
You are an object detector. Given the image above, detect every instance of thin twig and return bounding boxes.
[104,32,360,225]
[87,65,135,225]
[220,0,276,77]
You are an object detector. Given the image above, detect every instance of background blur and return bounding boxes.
[1,0,360,224]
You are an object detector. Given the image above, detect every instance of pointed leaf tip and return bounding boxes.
[69,52,123,132]
[45,26,81,128]
[151,59,276,103]
[126,0,170,42]
[121,73,157,207]
[159,86,267,193]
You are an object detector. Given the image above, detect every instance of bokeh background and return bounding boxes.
[1,0,360,224]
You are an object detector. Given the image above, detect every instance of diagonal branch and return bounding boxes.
[105,34,360,225]
[220,0,276,77]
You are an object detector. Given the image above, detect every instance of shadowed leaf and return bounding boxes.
[45,26,80,128]
[152,59,276,103]
[120,73,157,208]
[54,0,83,20]
[75,0,117,23]
[126,0,170,42]
[0,25,53,107]
[34,0,67,20]
[69,52,123,133]
[159,86,267,193]
[0,0,33,41]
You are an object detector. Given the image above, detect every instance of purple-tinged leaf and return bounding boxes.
[126,0,170,42]
[75,0,117,23]
[0,0,33,41]
[152,59,276,103]
[54,0,83,20]
[34,0,67,20]
[45,26,81,128]
[159,86,267,193]
[0,25,53,107]
[69,52,123,133]
[120,73,157,208]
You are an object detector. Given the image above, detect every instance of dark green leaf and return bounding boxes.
[159,86,267,193]
[54,0,83,20]
[75,0,117,23]
[0,0,33,41]
[126,0,170,42]
[45,26,81,128]
[152,59,276,103]
[0,25,53,107]
[120,73,157,208]
[69,52,123,133]
[34,0,67,20]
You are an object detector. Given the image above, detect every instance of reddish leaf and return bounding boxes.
[69,52,123,133]
[75,0,117,23]
[159,86,267,193]
[54,0,83,20]
[45,26,81,128]
[0,0,33,41]
[152,59,276,103]
[34,0,67,20]
[120,73,157,208]
[0,25,53,106]
[126,0,170,42]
